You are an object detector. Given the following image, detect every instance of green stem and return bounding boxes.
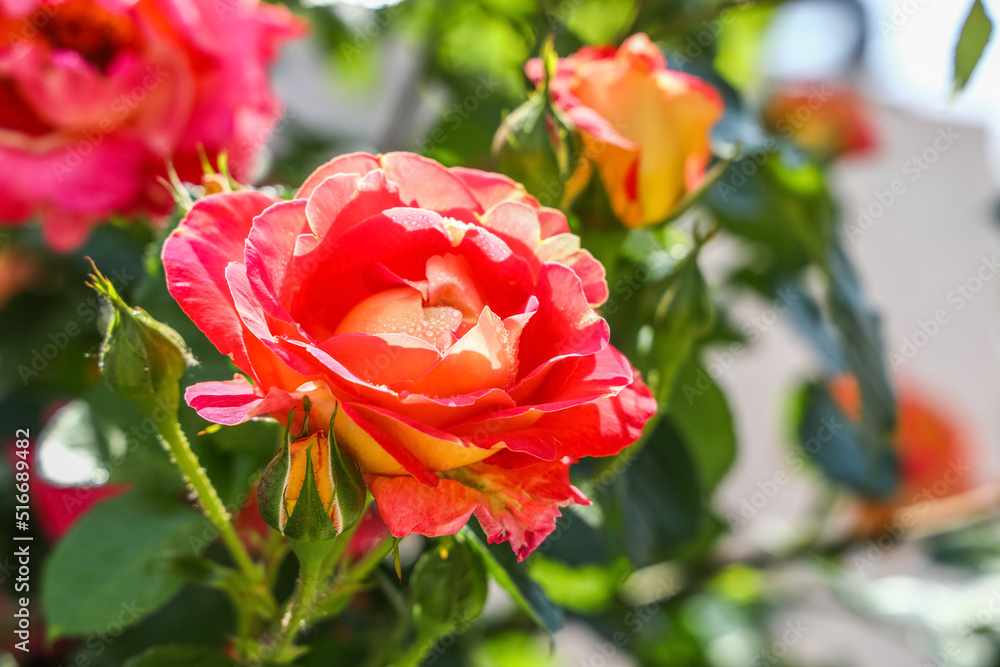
[275,553,325,658]
[311,536,394,622]
[153,409,261,585]
[394,633,443,667]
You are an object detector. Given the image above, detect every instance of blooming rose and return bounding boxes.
[527,33,723,228]
[763,83,877,158]
[163,152,656,560]
[830,376,973,533]
[0,0,303,251]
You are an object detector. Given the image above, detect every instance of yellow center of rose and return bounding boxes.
[334,253,486,353]
[335,287,462,351]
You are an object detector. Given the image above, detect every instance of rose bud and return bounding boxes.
[257,428,367,542]
[526,33,723,228]
[89,263,191,404]
[493,39,579,208]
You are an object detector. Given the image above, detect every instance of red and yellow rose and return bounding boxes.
[163,152,656,559]
[527,33,723,228]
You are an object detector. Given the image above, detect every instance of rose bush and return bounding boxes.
[163,151,656,559]
[0,0,302,251]
[527,33,723,228]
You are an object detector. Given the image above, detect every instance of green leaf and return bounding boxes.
[926,522,1000,572]
[563,0,637,45]
[954,0,993,92]
[825,240,897,436]
[775,280,846,371]
[620,416,705,566]
[714,4,775,91]
[470,632,560,667]
[740,152,898,460]
[123,645,237,667]
[668,357,736,493]
[647,251,715,404]
[460,528,564,634]
[43,492,209,637]
[790,381,897,498]
[411,540,488,631]
[708,152,827,273]
[527,556,627,614]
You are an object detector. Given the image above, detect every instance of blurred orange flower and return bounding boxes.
[764,83,877,158]
[830,376,973,533]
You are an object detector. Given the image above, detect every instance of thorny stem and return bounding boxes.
[152,405,263,587]
[274,553,326,658]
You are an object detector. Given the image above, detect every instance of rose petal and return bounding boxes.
[163,191,281,375]
[368,455,589,561]
[185,375,301,425]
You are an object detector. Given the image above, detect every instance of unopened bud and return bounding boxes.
[88,261,191,403]
[257,426,366,542]
[493,38,579,207]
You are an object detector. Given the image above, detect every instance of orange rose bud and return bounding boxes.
[257,427,366,542]
[528,33,723,228]
[830,376,973,532]
[763,83,877,158]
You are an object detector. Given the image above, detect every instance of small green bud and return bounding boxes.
[257,414,366,542]
[493,38,579,208]
[88,260,192,403]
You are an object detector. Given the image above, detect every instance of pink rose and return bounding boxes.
[0,0,304,251]
[163,152,656,560]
